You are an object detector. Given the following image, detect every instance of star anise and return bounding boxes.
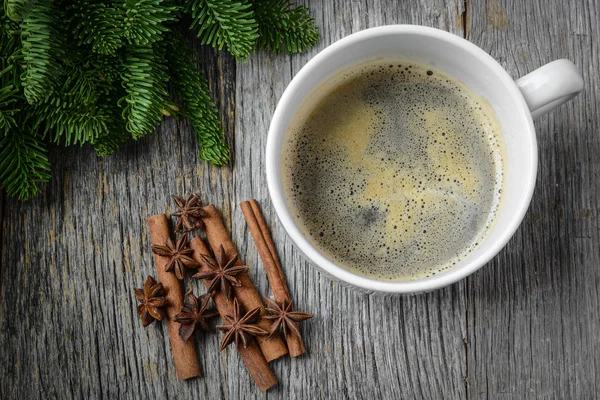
[263,297,312,339]
[151,233,198,280]
[216,298,268,350]
[135,276,167,327]
[172,194,206,232]
[174,290,219,343]
[192,244,249,301]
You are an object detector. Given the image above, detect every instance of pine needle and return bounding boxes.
[185,0,259,60]
[253,0,319,54]
[167,32,230,165]
[120,44,170,139]
[71,1,125,55]
[0,130,51,200]
[20,0,65,104]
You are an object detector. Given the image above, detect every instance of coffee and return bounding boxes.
[282,60,505,281]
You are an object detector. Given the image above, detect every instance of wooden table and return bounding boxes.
[2,1,599,398]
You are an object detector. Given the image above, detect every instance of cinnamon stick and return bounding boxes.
[147,214,201,380]
[240,200,306,357]
[189,237,278,392]
[202,205,288,362]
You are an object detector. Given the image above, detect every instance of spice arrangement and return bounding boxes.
[137,195,311,391]
[241,199,312,356]
[0,1,319,200]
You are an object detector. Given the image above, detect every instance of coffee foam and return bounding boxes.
[282,60,505,281]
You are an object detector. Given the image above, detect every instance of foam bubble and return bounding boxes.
[281,60,505,281]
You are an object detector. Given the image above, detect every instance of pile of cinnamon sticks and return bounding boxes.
[144,198,310,391]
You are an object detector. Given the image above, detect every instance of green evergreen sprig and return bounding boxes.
[0,0,320,200]
[167,32,229,165]
[4,0,28,23]
[20,0,65,104]
[185,0,259,60]
[0,130,51,200]
[120,44,170,138]
[72,2,125,55]
[122,0,178,46]
[253,0,319,54]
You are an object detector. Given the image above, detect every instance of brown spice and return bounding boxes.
[240,199,309,357]
[193,244,249,301]
[201,205,288,362]
[216,298,268,350]
[148,214,201,380]
[263,297,312,340]
[174,290,219,343]
[135,275,167,327]
[189,236,278,391]
[172,194,206,232]
[151,233,198,280]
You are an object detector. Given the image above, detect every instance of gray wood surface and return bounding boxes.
[467,1,600,398]
[1,1,598,399]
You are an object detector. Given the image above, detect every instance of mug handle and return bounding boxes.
[516,59,584,119]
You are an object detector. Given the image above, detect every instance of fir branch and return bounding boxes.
[20,0,65,104]
[33,61,114,145]
[4,0,28,22]
[0,129,51,199]
[0,86,20,133]
[60,63,103,106]
[184,0,259,60]
[1,5,24,83]
[167,32,229,165]
[92,128,128,156]
[35,103,111,145]
[71,1,124,55]
[122,0,177,46]
[119,44,170,139]
[253,0,319,54]
[0,65,21,133]
[1,4,22,42]
[91,85,129,156]
[89,52,124,84]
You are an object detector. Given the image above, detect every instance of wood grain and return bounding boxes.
[467,1,600,398]
[1,1,598,399]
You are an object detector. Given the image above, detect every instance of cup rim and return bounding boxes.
[266,25,538,293]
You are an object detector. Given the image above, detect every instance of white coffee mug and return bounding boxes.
[265,25,584,294]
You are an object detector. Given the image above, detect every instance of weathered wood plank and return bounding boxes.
[233,1,467,399]
[466,0,600,398]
